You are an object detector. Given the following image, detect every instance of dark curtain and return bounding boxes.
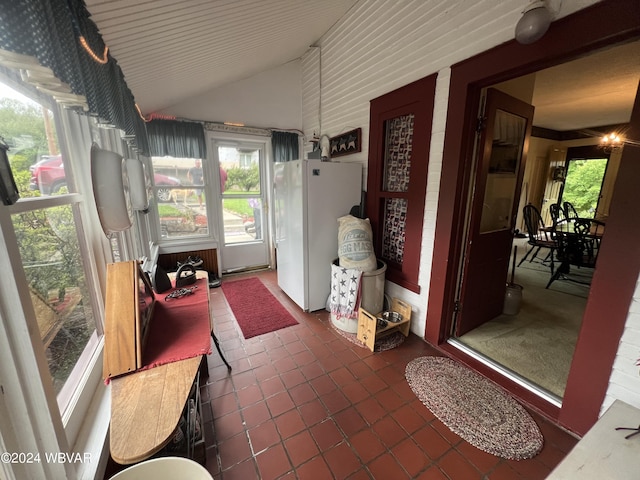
[147,120,207,159]
[0,0,149,155]
[271,131,299,162]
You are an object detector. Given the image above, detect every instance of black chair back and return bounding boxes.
[564,201,579,221]
[554,218,603,269]
[549,203,565,227]
[522,204,551,242]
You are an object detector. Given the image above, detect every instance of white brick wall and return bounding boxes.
[300,0,640,412]
[604,279,640,413]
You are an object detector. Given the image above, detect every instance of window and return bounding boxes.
[366,75,437,293]
[150,155,210,239]
[11,205,97,397]
[0,79,101,414]
[560,150,609,218]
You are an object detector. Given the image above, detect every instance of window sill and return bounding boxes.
[72,374,111,480]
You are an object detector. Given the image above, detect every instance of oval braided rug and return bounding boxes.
[405,356,543,460]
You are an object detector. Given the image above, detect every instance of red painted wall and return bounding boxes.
[425,0,640,435]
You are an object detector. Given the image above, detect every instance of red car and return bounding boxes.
[30,155,181,201]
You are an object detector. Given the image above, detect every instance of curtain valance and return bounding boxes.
[271,131,299,162]
[0,0,149,154]
[147,120,207,159]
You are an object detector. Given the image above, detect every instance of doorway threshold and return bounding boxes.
[447,337,563,408]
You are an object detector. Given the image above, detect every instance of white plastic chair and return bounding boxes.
[109,456,213,480]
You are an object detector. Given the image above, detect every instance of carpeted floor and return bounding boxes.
[406,356,544,460]
[456,238,588,398]
[221,277,298,339]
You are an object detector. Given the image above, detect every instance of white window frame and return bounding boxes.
[146,154,221,251]
[0,78,122,479]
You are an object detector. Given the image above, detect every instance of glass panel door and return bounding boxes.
[215,141,269,272]
[479,109,527,233]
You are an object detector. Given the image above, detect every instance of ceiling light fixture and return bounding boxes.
[515,0,552,45]
[224,121,245,127]
[600,132,624,153]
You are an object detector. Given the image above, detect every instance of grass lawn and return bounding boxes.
[223,197,254,217]
[156,191,258,218]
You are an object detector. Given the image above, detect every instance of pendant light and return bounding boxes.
[515,0,552,44]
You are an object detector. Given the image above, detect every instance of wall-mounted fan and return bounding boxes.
[90,143,133,235]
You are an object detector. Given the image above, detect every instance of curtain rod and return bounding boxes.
[147,116,303,137]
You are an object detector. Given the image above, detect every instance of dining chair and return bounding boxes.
[549,203,566,228]
[563,201,579,221]
[518,204,557,273]
[573,217,606,253]
[546,217,602,288]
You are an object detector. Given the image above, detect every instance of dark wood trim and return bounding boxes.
[559,81,640,434]
[366,74,437,294]
[532,124,629,142]
[426,0,640,435]
[565,145,609,160]
[531,126,564,141]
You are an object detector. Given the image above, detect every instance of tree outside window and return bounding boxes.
[1,82,98,402]
[561,158,608,218]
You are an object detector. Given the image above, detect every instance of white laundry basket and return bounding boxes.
[109,456,213,480]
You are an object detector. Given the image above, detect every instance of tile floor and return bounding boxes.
[106,269,579,479]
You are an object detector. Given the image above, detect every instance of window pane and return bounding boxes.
[219,145,263,245]
[219,146,261,195]
[0,87,69,197]
[382,198,407,264]
[561,158,608,217]
[222,196,261,244]
[480,109,527,233]
[383,114,414,192]
[12,205,96,395]
[158,190,209,238]
[151,156,209,238]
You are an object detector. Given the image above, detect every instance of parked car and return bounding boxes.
[152,174,182,202]
[29,155,65,195]
[29,155,181,201]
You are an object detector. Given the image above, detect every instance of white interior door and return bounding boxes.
[213,140,269,273]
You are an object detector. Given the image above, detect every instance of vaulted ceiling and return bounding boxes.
[85,1,640,132]
[84,0,358,114]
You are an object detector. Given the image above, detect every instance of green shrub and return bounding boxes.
[226,165,259,191]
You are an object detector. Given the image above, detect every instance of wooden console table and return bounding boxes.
[108,269,230,465]
[109,356,202,464]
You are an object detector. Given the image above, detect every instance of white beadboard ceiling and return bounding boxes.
[84,0,358,115]
[84,0,639,131]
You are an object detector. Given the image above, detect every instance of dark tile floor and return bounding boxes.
[105,269,579,479]
[199,270,578,479]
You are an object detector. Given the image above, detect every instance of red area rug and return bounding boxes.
[221,277,299,339]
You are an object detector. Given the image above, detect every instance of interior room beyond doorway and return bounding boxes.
[454,237,588,402]
[449,39,639,405]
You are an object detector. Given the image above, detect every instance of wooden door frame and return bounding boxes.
[425,0,640,435]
